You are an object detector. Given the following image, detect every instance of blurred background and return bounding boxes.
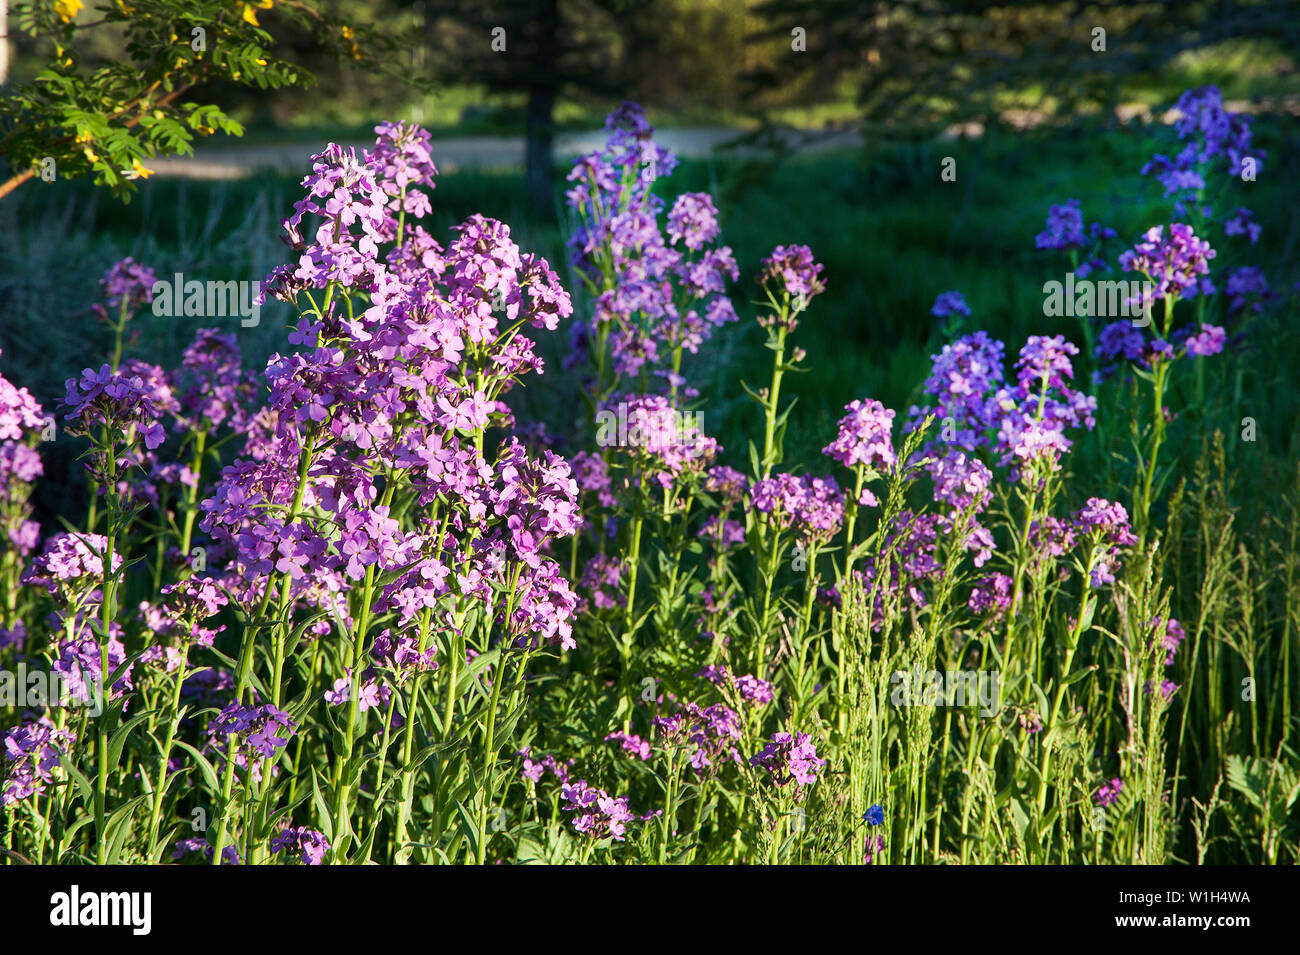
[2,0,1299,519]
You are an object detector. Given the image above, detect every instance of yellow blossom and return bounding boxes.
[123,158,154,180]
[54,0,82,23]
[342,25,361,60]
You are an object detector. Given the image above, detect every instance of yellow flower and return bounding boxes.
[54,0,82,22]
[83,147,99,163]
[123,158,154,180]
[342,25,361,60]
[74,129,92,144]
[241,1,271,25]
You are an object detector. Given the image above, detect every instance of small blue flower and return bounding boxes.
[863,804,885,827]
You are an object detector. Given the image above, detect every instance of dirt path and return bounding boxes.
[144,96,1293,181]
[146,126,866,180]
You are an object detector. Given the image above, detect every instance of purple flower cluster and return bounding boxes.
[23,532,123,596]
[907,331,1006,452]
[1034,199,1116,276]
[270,826,331,865]
[1073,497,1137,587]
[169,329,256,434]
[749,472,845,541]
[654,701,744,773]
[854,509,943,619]
[1139,88,1259,217]
[930,290,971,319]
[196,124,582,661]
[578,554,625,612]
[172,838,240,865]
[98,256,157,313]
[518,747,573,783]
[560,780,637,840]
[207,703,297,782]
[908,332,1095,480]
[994,336,1096,475]
[2,719,76,807]
[602,393,719,488]
[968,572,1013,618]
[366,121,438,241]
[63,363,171,454]
[1224,266,1272,315]
[823,399,896,476]
[696,664,774,706]
[1154,616,1186,666]
[566,103,736,380]
[52,622,132,703]
[0,356,45,442]
[1094,777,1123,808]
[604,730,651,760]
[1224,207,1261,245]
[750,731,826,791]
[1118,223,1216,306]
[756,244,826,326]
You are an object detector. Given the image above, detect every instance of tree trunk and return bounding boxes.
[524,83,556,214]
[1,0,9,86]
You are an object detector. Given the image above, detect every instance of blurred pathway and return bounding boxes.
[144,96,1294,181]
[146,126,866,180]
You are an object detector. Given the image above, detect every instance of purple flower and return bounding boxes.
[756,244,826,316]
[906,331,1006,453]
[1225,266,1272,314]
[23,532,124,595]
[1035,200,1086,251]
[968,572,1013,618]
[270,827,331,865]
[560,779,638,841]
[62,363,170,453]
[1094,777,1123,808]
[823,398,896,472]
[1118,224,1216,305]
[864,833,885,864]
[1183,324,1226,357]
[930,290,971,318]
[750,731,826,791]
[750,472,845,541]
[654,701,743,773]
[1073,498,1137,587]
[1154,617,1186,665]
[1096,321,1145,364]
[207,703,298,783]
[1223,207,1261,245]
[666,192,721,250]
[99,256,157,312]
[605,731,651,761]
[2,719,76,807]
[0,358,46,441]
